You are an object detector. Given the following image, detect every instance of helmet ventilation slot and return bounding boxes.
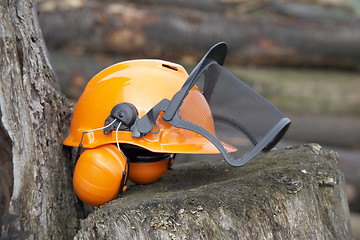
[162,64,178,71]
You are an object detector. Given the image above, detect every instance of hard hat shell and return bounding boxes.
[63,59,220,154]
[72,144,127,206]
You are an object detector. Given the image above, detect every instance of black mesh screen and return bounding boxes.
[178,63,287,164]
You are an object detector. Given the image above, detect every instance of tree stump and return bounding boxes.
[76,144,352,239]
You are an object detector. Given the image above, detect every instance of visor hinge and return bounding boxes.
[132,99,170,137]
[103,102,138,135]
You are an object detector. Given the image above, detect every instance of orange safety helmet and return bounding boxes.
[63,59,221,154]
[64,42,290,206]
[64,59,221,206]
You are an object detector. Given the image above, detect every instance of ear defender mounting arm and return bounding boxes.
[103,99,171,137]
[133,99,170,136]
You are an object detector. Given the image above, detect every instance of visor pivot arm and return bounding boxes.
[132,99,170,137]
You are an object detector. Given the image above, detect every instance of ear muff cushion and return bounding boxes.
[73,144,127,206]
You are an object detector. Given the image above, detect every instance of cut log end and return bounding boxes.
[75,144,353,239]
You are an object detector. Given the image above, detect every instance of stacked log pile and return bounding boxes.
[37,0,360,69]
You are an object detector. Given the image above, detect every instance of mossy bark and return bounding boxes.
[76,144,352,239]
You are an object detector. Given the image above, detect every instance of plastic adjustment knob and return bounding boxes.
[110,102,138,127]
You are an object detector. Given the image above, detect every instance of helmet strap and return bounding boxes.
[119,159,129,195]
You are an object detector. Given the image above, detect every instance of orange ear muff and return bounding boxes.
[123,145,173,184]
[73,144,127,206]
[128,159,170,184]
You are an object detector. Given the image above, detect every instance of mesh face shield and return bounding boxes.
[162,42,290,166]
[115,42,290,167]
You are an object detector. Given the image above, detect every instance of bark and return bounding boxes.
[0,113,12,217]
[76,144,352,239]
[0,0,80,238]
[37,1,360,68]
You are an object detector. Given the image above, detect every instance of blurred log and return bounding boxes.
[337,147,360,212]
[351,213,360,240]
[37,1,360,69]
[76,144,353,239]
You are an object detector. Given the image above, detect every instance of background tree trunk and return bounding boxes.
[76,144,353,239]
[0,113,12,217]
[0,0,80,238]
